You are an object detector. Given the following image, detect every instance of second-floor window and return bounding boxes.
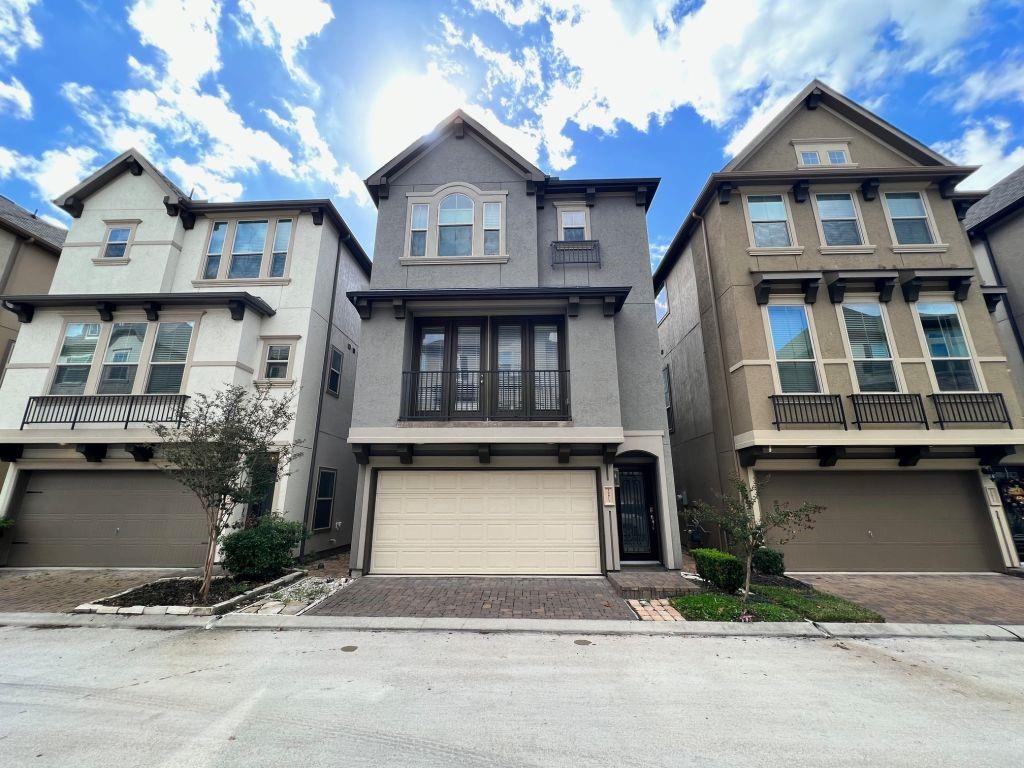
[917,302,978,392]
[662,365,674,433]
[483,202,501,255]
[103,225,133,259]
[747,194,793,248]
[766,304,820,393]
[841,303,897,392]
[438,193,473,257]
[409,204,428,257]
[98,322,147,394]
[815,193,864,247]
[51,322,101,395]
[200,217,293,281]
[560,209,587,241]
[326,346,342,396]
[884,192,934,245]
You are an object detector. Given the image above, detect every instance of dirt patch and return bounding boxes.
[752,573,812,590]
[99,575,273,607]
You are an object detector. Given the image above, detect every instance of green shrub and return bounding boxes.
[691,548,745,593]
[220,516,304,581]
[752,546,785,576]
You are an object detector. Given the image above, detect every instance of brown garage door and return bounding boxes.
[7,470,209,567]
[758,470,1003,572]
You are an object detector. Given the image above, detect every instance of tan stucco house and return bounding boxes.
[654,81,1023,573]
[0,150,370,566]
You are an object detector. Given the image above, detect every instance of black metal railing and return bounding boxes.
[770,394,847,429]
[401,370,570,420]
[929,393,1012,429]
[849,393,929,430]
[551,240,600,267]
[21,394,190,429]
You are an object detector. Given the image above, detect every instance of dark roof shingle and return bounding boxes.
[0,195,66,253]
[963,164,1024,231]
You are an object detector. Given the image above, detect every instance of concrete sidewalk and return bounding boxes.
[1,611,1021,640]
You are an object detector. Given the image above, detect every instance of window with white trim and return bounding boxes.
[312,468,336,530]
[146,321,195,394]
[201,217,294,281]
[438,193,473,257]
[917,302,978,391]
[884,192,934,245]
[794,141,852,167]
[409,204,428,257]
[228,220,268,279]
[103,226,133,259]
[827,149,848,165]
[767,304,820,393]
[326,346,342,396]
[841,303,897,392]
[559,209,587,241]
[800,150,821,166]
[747,194,792,248]
[203,221,228,279]
[269,219,292,278]
[97,322,148,394]
[483,202,501,255]
[50,323,101,395]
[816,193,863,246]
[261,342,294,381]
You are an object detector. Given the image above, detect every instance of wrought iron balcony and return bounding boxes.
[849,393,928,430]
[400,370,570,421]
[770,394,847,429]
[551,240,600,267]
[21,394,189,430]
[929,393,1012,429]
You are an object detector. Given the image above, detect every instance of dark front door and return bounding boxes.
[616,467,661,562]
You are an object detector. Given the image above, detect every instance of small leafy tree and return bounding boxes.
[152,385,302,601]
[691,476,823,607]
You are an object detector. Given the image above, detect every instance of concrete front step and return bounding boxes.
[606,569,701,600]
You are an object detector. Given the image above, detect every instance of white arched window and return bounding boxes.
[438,193,474,257]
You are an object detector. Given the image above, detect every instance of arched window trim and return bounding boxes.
[403,182,509,263]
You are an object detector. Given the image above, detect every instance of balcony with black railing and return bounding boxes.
[769,394,847,429]
[400,370,570,421]
[551,240,600,267]
[849,393,929,430]
[21,394,190,429]
[929,393,1012,429]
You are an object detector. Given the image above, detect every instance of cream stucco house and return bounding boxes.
[655,81,1023,573]
[0,150,370,566]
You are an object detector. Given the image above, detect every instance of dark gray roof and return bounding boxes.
[963,163,1024,231]
[0,195,66,253]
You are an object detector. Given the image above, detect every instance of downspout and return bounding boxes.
[979,232,1024,363]
[298,227,345,558]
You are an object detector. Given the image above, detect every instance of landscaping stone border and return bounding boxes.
[73,570,306,616]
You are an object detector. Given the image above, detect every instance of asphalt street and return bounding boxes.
[0,625,1021,767]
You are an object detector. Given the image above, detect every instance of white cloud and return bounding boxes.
[127,0,221,86]
[0,75,31,118]
[946,56,1024,113]
[649,239,669,272]
[454,0,985,169]
[934,118,1024,190]
[0,0,42,64]
[0,144,100,201]
[237,0,333,93]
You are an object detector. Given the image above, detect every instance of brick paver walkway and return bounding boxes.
[311,576,636,620]
[0,568,195,613]
[799,573,1024,624]
[629,598,684,621]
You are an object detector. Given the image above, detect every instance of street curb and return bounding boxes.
[2,612,1023,640]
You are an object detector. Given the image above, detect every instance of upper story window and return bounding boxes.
[147,321,195,394]
[404,183,507,262]
[814,193,865,247]
[438,193,474,257]
[98,322,147,394]
[199,217,294,281]
[326,346,343,396]
[916,302,978,392]
[257,337,298,385]
[559,209,588,241]
[766,303,821,393]
[103,225,134,259]
[883,192,934,245]
[662,365,674,433]
[793,141,853,168]
[50,322,101,395]
[746,194,793,248]
[656,286,669,324]
[841,302,898,392]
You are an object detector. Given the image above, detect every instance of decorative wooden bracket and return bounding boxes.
[791,180,810,203]
[976,445,1015,467]
[477,444,490,464]
[397,444,413,465]
[567,295,580,318]
[717,182,734,204]
[895,446,925,467]
[95,302,115,321]
[635,186,648,207]
[805,88,823,109]
[816,445,845,467]
[585,187,596,207]
[602,444,618,465]
[603,296,617,317]
[126,157,143,176]
[142,301,161,321]
[557,444,571,464]
[228,300,246,320]
[63,196,84,218]
[76,443,107,463]
[0,444,23,463]
[378,177,390,200]
[860,178,880,202]
[126,444,154,462]
[351,444,369,465]
[392,299,406,319]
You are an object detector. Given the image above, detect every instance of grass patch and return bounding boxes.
[670,585,882,623]
[753,585,884,623]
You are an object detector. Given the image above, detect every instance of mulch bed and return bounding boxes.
[751,573,812,590]
[100,575,277,607]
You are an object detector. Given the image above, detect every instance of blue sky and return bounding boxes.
[2,0,1024,266]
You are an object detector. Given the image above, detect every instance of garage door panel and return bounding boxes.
[371,470,600,575]
[760,471,1002,572]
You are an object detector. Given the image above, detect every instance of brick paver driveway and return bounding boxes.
[311,576,636,620]
[799,573,1024,624]
[0,568,193,613]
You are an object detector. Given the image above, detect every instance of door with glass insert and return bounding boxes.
[531,322,562,415]
[493,323,524,417]
[452,322,483,417]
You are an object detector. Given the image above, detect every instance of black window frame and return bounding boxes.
[311,467,337,531]
[662,364,675,433]
[326,345,343,397]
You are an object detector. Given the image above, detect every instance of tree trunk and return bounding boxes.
[199,521,217,603]
[742,551,753,607]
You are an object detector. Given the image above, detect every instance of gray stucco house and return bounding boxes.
[346,110,681,576]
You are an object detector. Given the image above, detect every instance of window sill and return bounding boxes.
[747,246,804,256]
[399,255,509,266]
[890,244,949,254]
[254,379,294,388]
[796,162,858,169]
[192,278,291,287]
[818,245,877,255]
[92,257,131,266]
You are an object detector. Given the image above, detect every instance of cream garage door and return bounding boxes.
[370,470,601,575]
